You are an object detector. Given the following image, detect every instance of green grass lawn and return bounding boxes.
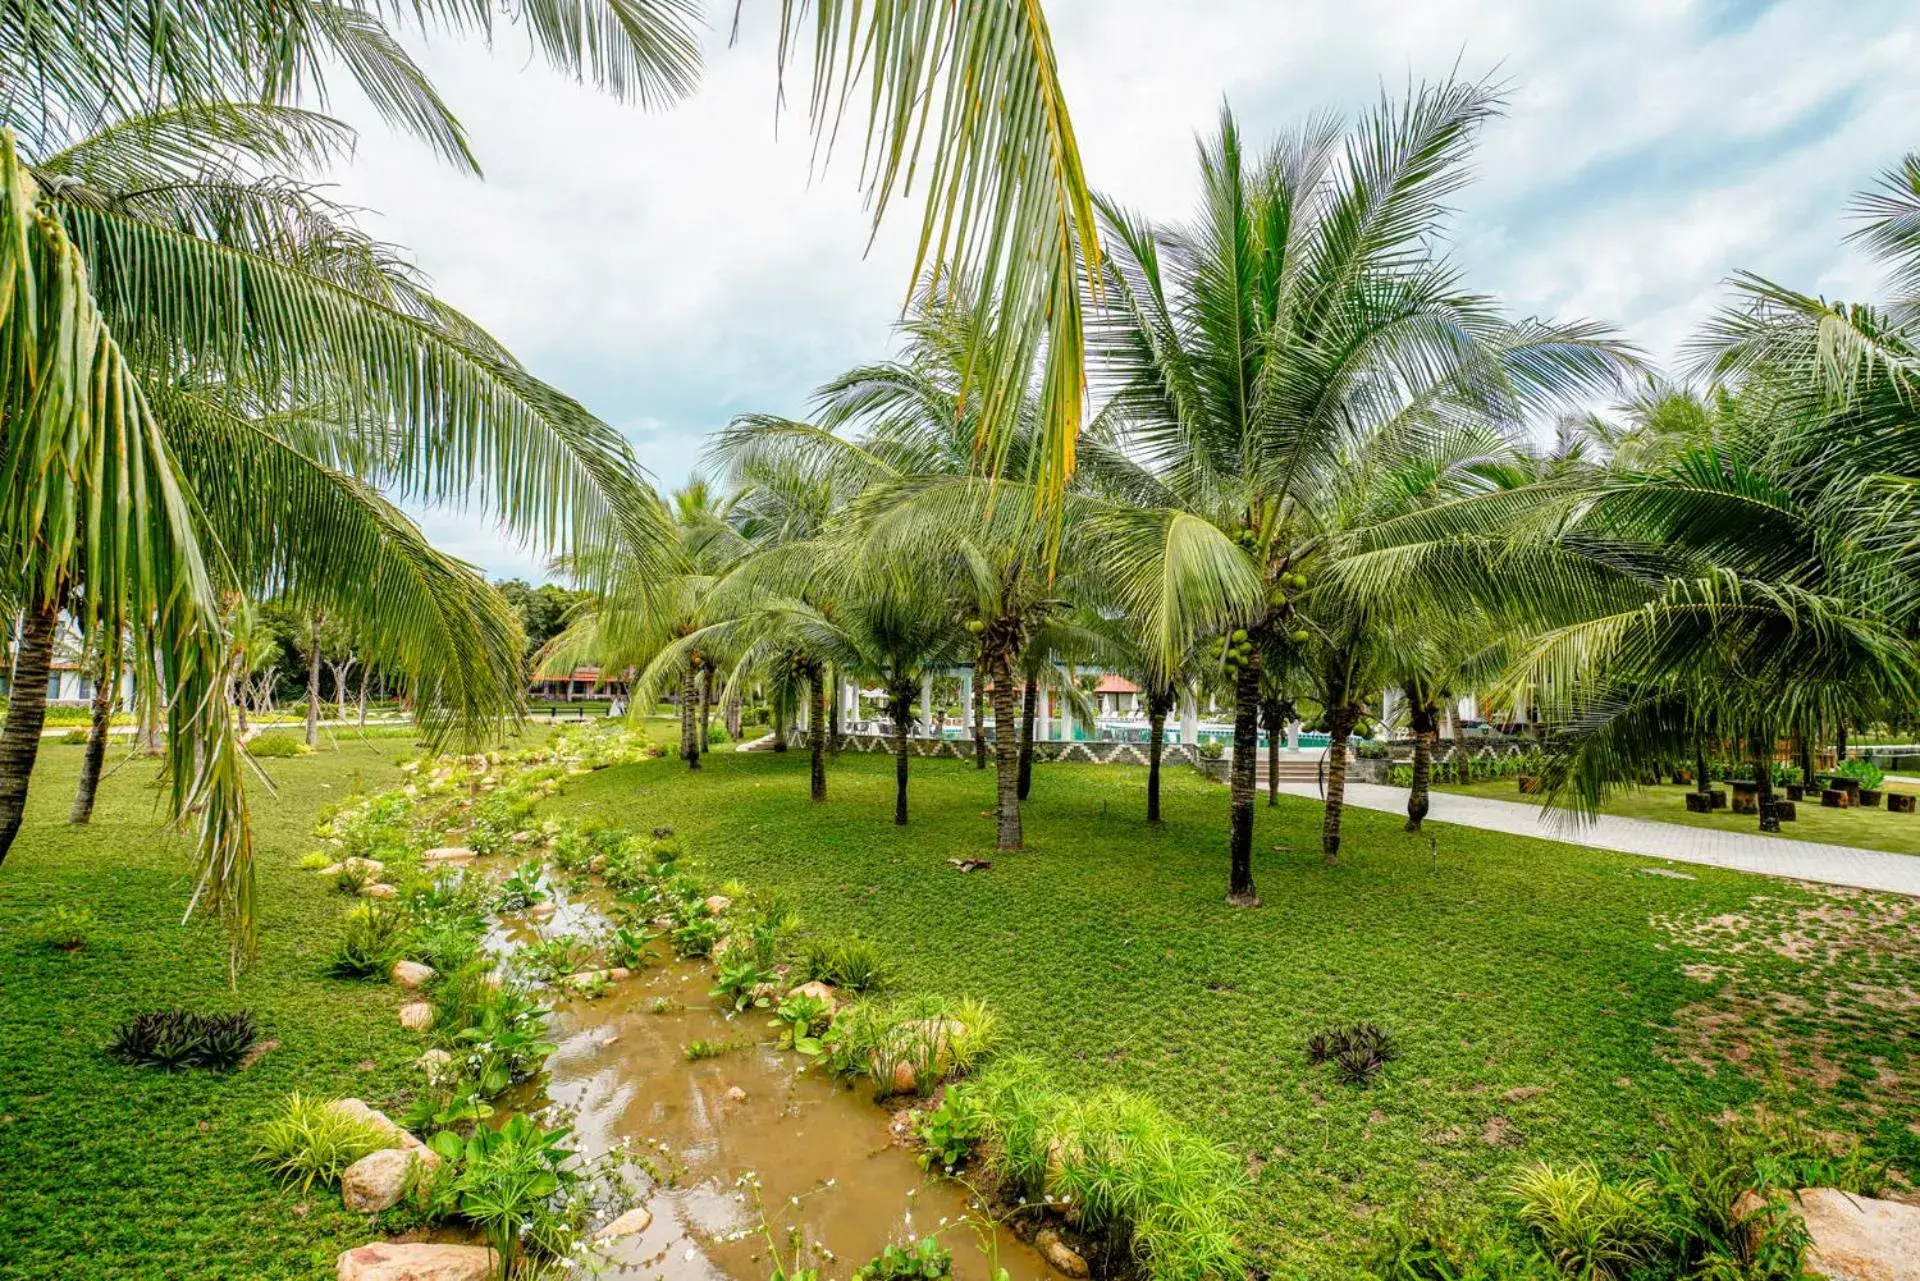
[0,737,437,1279]
[3,737,1916,1279]
[1432,775,1920,856]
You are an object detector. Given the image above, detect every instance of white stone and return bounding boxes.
[527,902,557,921]
[397,1000,434,1032]
[725,1086,747,1102]
[335,1243,497,1281]
[340,1148,415,1213]
[325,1098,401,1140]
[703,894,732,915]
[420,846,476,866]
[1034,1230,1089,1279]
[596,1205,654,1242]
[390,960,435,989]
[415,1049,453,1083]
[1791,1188,1920,1280]
[359,883,398,899]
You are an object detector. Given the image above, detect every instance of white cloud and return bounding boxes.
[322,0,1920,577]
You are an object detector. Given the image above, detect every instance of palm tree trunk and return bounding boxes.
[697,665,712,755]
[1323,704,1357,866]
[682,668,701,771]
[0,603,60,867]
[305,611,323,748]
[1754,735,1779,833]
[1227,657,1262,906]
[1146,695,1169,825]
[358,668,368,727]
[892,691,912,826]
[828,665,841,754]
[70,652,116,825]
[987,654,1022,849]
[1262,697,1283,807]
[1695,744,1712,796]
[808,673,827,802]
[1017,680,1037,801]
[1796,727,1814,791]
[772,694,789,753]
[972,674,987,770]
[1405,700,1435,832]
[725,688,742,740]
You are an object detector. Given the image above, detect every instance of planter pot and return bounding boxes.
[1684,792,1714,814]
[1710,788,1728,809]
[1670,770,1693,786]
[1517,776,1542,795]
[1773,799,1797,822]
[1859,789,1884,808]
[1730,782,1759,816]
[1786,784,1805,802]
[1888,793,1915,814]
[1821,788,1850,809]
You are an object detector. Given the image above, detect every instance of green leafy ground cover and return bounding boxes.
[2,737,1916,1278]
[562,749,1920,1275]
[1434,776,1920,857]
[0,739,424,1278]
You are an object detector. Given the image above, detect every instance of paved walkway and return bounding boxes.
[1277,780,1920,898]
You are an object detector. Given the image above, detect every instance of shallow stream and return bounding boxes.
[494,901,1053,1281]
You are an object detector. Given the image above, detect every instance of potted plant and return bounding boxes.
[1837,759,1886,808]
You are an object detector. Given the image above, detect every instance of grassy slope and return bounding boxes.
[1433,776,1920,857]
[0,739,422,1280]
[561,748,1919,1276]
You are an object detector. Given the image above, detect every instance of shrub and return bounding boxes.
[425,1113,583,1266]
[971,1056,1249,1281]
[683,1039,739,1061]
[770,991,831,1056]
[494,860,547,912]
[33,904,96,951]
[326,904,408,978]
[1506,1162,1664,1279]
[1306,1022,1399,1086]
[914,1086,986,1172]
[106,1009,258,1071]
[1198,740,1225,761]
[246,731,309,758]
[1368,1212,1555,1280]
[853,1238,951,1281]
[520,933,595,983]
[1835,758,1886,791]
[797,935,890,994]
[297,852,332,871]
[454,984,556,1096]
[821,994,998,1096]
[254,1094,391,1191]
[60,727,88,745]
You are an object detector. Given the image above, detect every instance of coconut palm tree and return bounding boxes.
[3,0,1100,947]
[1085,85,1635,896]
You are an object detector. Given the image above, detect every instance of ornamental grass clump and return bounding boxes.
[254,1094,390,1192]
[969,1055,1249,1281]
[106,1009,258,1072]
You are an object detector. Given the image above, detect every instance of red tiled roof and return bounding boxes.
[1094,674,1139,694]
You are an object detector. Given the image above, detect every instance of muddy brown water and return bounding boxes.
[494,901,1054,1281]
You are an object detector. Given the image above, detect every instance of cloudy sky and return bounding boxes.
[319,0,1920,579]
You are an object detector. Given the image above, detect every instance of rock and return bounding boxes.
[703,895,732,915]
[787,980,839,1013]
[398,1000,434,1032]
[390,960,435,989]
[596,1205,654,1242]
[510,830,534,845]
[527,902,557,921]
[335,1243,497,1281]
[340,1148,416,1213]
[421,846,476,866]
[725,1086,748,1102]
[1740,1188,1920,1279]
[1034,1229,1090,1279]
[416,1049,453,1082]
[587,854,607,874]
[326,1098,402,1141]
[359,883,398,900]
[889,1060,920,1094]
[606,967,633,982]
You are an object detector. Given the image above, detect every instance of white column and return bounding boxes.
[959,669,973,723]
[1180,692,1199,747]
[1287,719,1302,752]
[1038,683,1052,742]
[1057,670,1075,742]
[920,671,934,735]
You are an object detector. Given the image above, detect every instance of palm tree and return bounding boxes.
[3,0,1100,948]
[1087,85,1634,894]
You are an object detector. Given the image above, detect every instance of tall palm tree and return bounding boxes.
[1087,85,1634,897]
[3,0,1100,948]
